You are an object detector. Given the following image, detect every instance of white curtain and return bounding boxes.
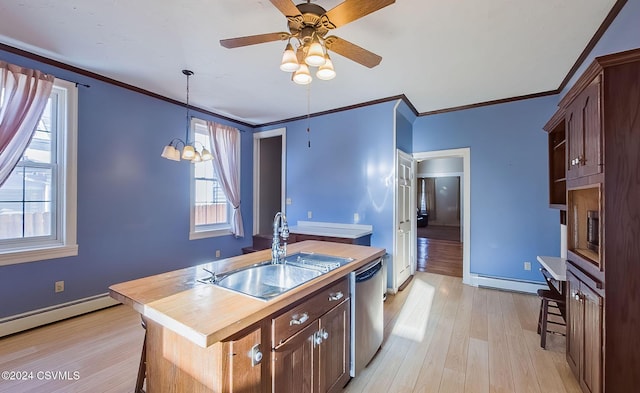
[0,62,54,187]
[207,121,244,238]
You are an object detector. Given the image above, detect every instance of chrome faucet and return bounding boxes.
[272,212,290,264]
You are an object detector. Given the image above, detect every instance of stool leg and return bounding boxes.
[540,298,548,349]
[537,299,543,335]
[135,329,147,393]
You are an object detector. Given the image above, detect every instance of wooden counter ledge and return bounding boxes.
[109,241,385,347]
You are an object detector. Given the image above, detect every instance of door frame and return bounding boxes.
[413,148,471,286]
[253,128,286,236]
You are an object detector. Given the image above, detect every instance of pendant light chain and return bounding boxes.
[184,71,191,144]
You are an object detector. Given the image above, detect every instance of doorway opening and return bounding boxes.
[253,128,286,239]
[413,149,471,285]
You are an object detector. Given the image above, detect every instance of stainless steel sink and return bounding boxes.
[215,263,322,300]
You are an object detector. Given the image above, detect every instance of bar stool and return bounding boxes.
[135,318,147,393]
[537,268,566,349]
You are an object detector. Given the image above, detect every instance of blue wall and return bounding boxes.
[413,96,559,282]
[258,101,398,286]
[0,49,253,318]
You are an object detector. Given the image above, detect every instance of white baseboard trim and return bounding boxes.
[0,293,120,338]
[470,274,546,294]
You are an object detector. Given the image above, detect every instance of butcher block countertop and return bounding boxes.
[109,241,385,348]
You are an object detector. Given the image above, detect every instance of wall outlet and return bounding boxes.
[286,198,292,205]
[354,213,360,223]
[215,250,221,258]
[55,280,64,293]
[524,261,531,271]
[307,211,312,219]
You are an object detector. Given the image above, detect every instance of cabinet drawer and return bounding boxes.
[272,277,349,348]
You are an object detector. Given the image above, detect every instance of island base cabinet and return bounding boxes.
[145,319,266,393]
[272,299,351,393]
[319,300,351,393]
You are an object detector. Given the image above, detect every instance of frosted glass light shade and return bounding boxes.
[280,43,300,72]
[293,64,312,85]
[161,145,181,161]
[182,145,195,160]
[316,55,336,80]
[201,148,213,161]
[305,40,326,67]
[191,151,202,163]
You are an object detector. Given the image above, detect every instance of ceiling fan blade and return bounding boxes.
[321,0,395,29]
[324,36,382,68]
[269,0,301,17]
[220,32,290,49]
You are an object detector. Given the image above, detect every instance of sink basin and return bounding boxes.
[215,263,322,300]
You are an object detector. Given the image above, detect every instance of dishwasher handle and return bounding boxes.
[355,259,383,283]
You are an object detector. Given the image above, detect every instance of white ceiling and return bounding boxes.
[0,0,617,125]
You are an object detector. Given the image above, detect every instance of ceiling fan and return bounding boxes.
[220,0,395,83]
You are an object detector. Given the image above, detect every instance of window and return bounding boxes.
[189,119,232,239]
[0,79,78,265]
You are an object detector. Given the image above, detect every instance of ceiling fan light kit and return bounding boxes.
[220,0,394,85]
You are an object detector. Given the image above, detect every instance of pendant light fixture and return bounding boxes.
[160,70,213,163]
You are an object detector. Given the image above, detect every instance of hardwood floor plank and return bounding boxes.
[417,237,463,278]
[443,284,474,373]
[438,368,465,393]
[523,329,570,393]
[486,291,515,393]
[469,288,488,341]
[464,338,490,393]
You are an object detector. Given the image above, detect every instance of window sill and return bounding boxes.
[0,244,79,266]
[189,228,233,240]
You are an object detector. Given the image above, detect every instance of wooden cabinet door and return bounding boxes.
[566,81,602,181]
[223,328,263,393]
[272,321,319,393]
[566,102,582,181]
[319,299,351,393]
[566,271,582,377]
[578,82,602,178]
[580,284,603,393]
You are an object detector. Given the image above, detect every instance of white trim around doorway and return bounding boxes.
[413,148,471,286]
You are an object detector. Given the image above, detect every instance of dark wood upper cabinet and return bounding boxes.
[544,47,640,393]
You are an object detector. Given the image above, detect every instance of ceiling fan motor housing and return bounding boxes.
[288,3,330,38]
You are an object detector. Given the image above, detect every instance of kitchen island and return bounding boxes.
[109,240,385,393]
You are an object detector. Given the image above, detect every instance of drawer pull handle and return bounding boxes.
[328,292,344,301]
[290,312,309,326]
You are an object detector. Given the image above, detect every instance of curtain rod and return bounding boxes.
[57,76,90,88]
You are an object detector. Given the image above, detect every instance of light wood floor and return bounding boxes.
[0,273,577,393]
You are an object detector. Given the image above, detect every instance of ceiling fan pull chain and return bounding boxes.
[307,84,311,148]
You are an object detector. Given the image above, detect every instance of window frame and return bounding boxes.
[189,118,233,240]
[0,78,78,266]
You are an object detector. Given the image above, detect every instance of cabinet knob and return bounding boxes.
[328,291,344,301]
[250,344,262,367]
[321,329,329,340]
[290,312,309,326]
[313,331,323,346]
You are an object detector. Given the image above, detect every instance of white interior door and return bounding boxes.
[395,150,414,288]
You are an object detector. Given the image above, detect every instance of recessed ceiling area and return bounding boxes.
[0,0,619,125]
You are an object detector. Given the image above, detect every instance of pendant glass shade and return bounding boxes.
[201,148,213,161]
[316,54,336,80]
[293,64,312,85]
[181,144,195,160]
[305,39,326,67]
[161,145,181,161]
[280,43,300,72]
[191,151,202,163]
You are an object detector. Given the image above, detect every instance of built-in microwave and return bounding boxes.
[587,210,599,253]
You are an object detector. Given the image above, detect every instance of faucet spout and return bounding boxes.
[272,212,289,264]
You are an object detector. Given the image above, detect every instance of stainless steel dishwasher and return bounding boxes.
[350,257,384,377]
